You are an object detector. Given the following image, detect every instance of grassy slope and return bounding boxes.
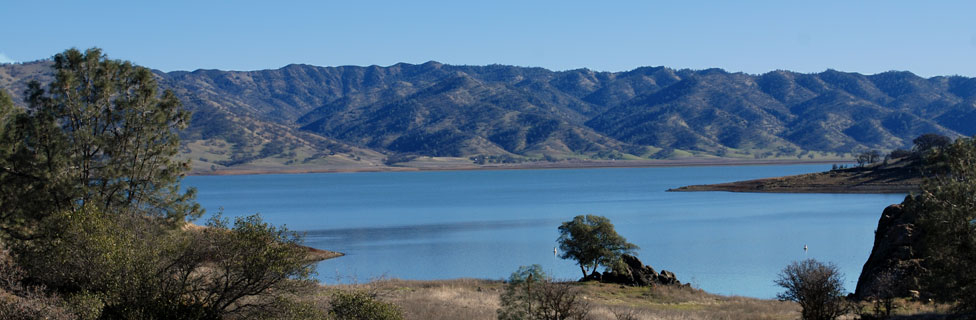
[669,157,921,194]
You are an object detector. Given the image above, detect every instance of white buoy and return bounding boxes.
[804,244,808,252]
[554,247,558,257]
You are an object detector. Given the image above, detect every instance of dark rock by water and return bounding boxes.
[855,201,926,299]
[589,254,682,287]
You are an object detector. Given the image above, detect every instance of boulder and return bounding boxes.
[658,270,679,285]
[855,201,926,299]
[597,254,681,287]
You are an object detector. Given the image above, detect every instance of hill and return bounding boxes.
[3,60,976,173]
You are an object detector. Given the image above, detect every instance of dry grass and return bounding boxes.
[309,279,960,320]
[315,279,799,320]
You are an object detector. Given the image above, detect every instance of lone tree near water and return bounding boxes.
[557,215,638,278]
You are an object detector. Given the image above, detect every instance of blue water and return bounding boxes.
[183,165,905,298]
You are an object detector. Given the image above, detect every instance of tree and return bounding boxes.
[0,48,198,239]
[912,133,951,157]
[908,136,976,314]
[775,259,848,320]
[1,48,316,319]
[497,265,589,320]
[557,215,638,278]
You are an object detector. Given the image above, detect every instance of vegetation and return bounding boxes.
[774,259,847,320]
[557,215,638,278]
[908,136,976,315]
[0,48,317,319]
[327,290,403,320]
[0,48,198,240]
[496,265,589,320]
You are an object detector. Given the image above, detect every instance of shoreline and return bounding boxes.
[189,158,853,177]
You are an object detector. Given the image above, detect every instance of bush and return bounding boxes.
[497,265,589,320]
[328,290,403,320]
[14,205,316,319]
[0,241,77,320]
[775,259,847,320]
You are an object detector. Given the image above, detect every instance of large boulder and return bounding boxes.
[855,201,926,299]
[599,254,681,287]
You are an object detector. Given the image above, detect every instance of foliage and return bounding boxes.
[0,240,78,320]
[856,150,881,167]
[908,136,976,314]
[912,133,951,156]
[328,290,404,320]
[14,205,316,319]
[557,215,638,278]
[774,259,847,320]
[1,48,320,319]
[497,265,589,320]
[0,48,198,240]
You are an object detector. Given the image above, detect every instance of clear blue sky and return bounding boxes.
[2,0,975,76]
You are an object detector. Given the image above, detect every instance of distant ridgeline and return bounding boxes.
[3,61,976,169]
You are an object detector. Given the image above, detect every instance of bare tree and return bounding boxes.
[775,259,848,320]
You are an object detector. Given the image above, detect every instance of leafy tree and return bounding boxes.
[908,136,976,314]
[775,259,848,320]
[0,48,198,240]
[557,215,638,278]
[912,133,951,157]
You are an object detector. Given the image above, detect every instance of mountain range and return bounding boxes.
[3,60,975,171]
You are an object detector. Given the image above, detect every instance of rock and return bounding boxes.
[855,201,926,299]
[596,254,681,287]
[580,272,602,282]
[658,270,679,285]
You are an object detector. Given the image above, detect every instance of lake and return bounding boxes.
[183,164,905,299]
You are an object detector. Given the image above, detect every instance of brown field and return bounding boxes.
[308,278,955,320]
[315,279,800,320]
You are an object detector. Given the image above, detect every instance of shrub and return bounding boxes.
[15,205,316,319]
[775,259,847,320]
[497,265,589,320]
[328,290,403,320]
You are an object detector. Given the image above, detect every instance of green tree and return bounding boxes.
[0,48,198,240]
[908,136,976,314]
[557,215,638,278]
[775,259,847,320]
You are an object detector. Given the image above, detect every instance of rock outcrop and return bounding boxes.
[855,201,926,299]
[592,254,682,287]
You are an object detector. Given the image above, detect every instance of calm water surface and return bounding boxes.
[184,165,904,298]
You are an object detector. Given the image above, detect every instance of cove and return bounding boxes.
[184,164,904,298]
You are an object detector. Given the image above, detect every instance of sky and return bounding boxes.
[1,0,975,77]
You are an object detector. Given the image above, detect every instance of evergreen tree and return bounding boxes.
[909,136,976,314]
[0,48,199,239]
